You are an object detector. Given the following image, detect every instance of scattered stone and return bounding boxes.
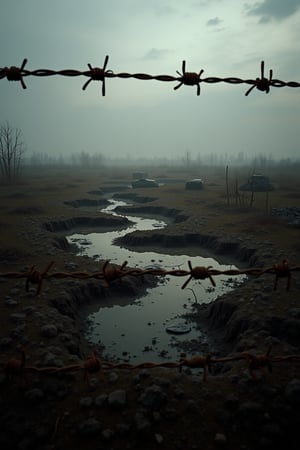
[42,352,64,367]
[115,423,131,436]
[155,433,164,444]
[5,298,18,306]
[102,428,114,440]
[285,379,300,405]
[40,324,58,338]
[107,371,119,383]
[185,399,199,413]
[139,385,166,410]
[134,411,151,432]
[78,418,102,437]
[10,325,27,341]
[42,377,71,399]
[261,423,283,439]
[224,394,239,410]
[10,288,20,295]
[163,407,178,421]
[80,396,93,408]
[214,433,227,445]
[0,337,13,349]
[288,308,300,318]
[10,313,26,323]
[94,394,108,407]
[22,306,36,315]
[24,388,44,403]
[108,389,127,409]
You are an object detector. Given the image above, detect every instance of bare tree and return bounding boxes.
[0,121,26,182]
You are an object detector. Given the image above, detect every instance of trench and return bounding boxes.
[67,198,245,363]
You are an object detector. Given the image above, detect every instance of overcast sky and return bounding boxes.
[1,0,299,162]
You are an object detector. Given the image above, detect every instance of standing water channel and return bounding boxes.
[68,198,244,363]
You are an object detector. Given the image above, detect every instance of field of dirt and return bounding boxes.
[0,163,300,450]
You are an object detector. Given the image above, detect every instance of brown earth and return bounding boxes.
[0,164,300,450]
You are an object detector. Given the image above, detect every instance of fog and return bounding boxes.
[1,0,300,162]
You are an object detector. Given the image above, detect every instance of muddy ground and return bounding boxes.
[0,164,300,450]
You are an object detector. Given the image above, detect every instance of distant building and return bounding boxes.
[185,178,204,190]
[132,178,159,188]
[239,174,274,192]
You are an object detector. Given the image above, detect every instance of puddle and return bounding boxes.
[68,199,245,363]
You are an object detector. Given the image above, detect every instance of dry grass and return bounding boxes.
[0,164,298,259]
[0,163,299,450]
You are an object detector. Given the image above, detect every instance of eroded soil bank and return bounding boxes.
[0,169,300,450]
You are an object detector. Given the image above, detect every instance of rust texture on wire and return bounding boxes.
[0,258,298,297]
[1,346,300,384]
[1,58,299,96]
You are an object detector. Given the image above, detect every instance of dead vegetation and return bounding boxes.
[0,163,299,450]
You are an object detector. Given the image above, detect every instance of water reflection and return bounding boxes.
[68,199,244,362]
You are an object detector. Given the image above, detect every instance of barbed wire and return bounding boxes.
[1,346,300,385]
[0,258,297,296]
[1,58,299,96]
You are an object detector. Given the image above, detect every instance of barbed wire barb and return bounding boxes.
[174,60,204,96]
[82,55,113,95]
[245,60,273,96]
[2,58,28,89]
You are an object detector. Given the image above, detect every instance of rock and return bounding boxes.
[261,423,283,439]
[224,394,239,410]
[40,324,58,338]
[185,399,199,413]
[134,411,151,432]
[22,306,35,315]
[79,396,93,408]
[10,288,20,295]
[139,385,166,410]
[0,337,13,349]
[10,313,26,323]
[24,388,44,403]
[108,389,127,409]
[42,352,64,367]
[155,433,164,444]
[102,428,114,440]
[94,394,108,407]
[215,408,233,424]
[5,298,18,306]
[214,433,227,445]
[163,407,178,421]
[238,401,264,416]
[288,308,300,318]
[107,371,119,383]
[285,379,300,405]
[42,378,71,399]
[115,423,131,436]
[78,418,102,436]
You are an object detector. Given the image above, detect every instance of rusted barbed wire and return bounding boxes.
[1,346,300,384]
[1,58,299,96]
[0,258,298,296]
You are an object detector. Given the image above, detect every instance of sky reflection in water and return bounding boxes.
[68,200,244,362]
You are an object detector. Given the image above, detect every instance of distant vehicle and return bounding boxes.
[239,174,274,192]
[132,178,159,188]
[132,171,148,179]
[185,178,204,190]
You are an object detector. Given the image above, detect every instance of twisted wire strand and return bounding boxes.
[0,259,298,296]
[1,346,300,384]
[1,58,299,96]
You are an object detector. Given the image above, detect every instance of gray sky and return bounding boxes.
[1,0,300,162]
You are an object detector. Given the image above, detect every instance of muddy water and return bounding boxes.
[68,199,244,363]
